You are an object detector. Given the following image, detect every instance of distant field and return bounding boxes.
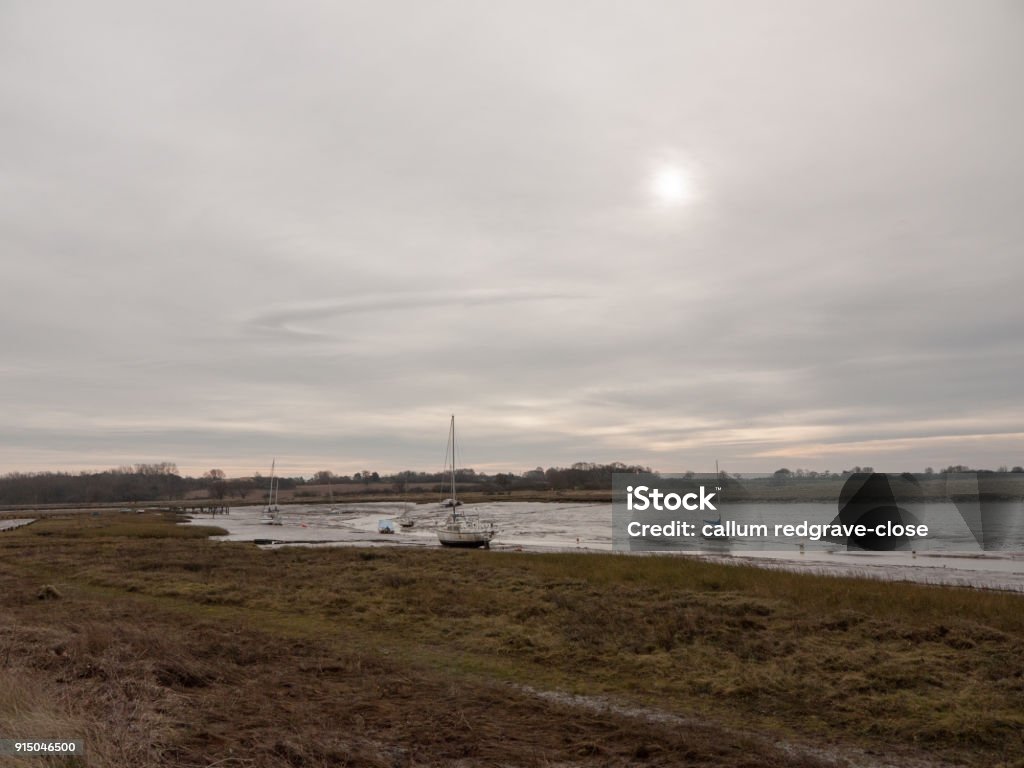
[1,512,1022,767]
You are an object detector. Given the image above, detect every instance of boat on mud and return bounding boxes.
[436,415,495,549]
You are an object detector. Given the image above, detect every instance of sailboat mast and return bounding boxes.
[450,414,457,504]
[268,458,276,509]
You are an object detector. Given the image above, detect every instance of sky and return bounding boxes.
[2,1,1023,478]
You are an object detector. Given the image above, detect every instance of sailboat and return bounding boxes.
[327,476,339,513]
[701,513,729,541]
[701,460,727,541]
[436,415,496,548]
[398,480,415,528]
[261,459,283,526]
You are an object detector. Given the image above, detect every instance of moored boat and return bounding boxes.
[436,415,495,549]
[261,459,282,526]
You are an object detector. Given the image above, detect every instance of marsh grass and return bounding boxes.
[14,512,226,539]
[1,513,1022,766]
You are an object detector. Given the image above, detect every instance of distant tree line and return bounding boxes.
[1,461,1021,506]
[0,461,652,505]
[0,463,261,506]
[0,463,189,505]
[769,465,1024,481]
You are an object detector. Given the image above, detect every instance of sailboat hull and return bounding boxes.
[437,529,494,548]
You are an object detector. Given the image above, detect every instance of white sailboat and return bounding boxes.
[701,460,727,541]
[261,459,283,525]
[399,481,415,528]
[399,480,415,528]
[328,476,339,513]
[436,415,495,548]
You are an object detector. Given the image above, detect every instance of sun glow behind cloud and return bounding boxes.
[652,165,691,206]
[648,155,698,208]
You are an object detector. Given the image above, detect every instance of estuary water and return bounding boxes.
[182,501,1024,592]
[618,500,1024,553]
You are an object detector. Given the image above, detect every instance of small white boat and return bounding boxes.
[436,415,495,549]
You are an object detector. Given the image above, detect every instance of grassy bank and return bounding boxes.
[1,512,1022,766]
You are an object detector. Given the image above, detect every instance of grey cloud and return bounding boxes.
[2,1,1023,475]
[242,289,585,341]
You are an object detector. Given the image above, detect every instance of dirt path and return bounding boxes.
[515,685,959,768]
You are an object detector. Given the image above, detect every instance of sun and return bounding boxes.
[652,165,691,206]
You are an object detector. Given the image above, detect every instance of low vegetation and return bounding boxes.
[1,512,1022,766]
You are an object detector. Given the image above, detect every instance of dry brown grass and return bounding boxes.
[1,512,1022,767]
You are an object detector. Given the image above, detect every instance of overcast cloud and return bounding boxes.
[3,1,1023,476]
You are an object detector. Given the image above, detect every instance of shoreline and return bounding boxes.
[180,502,1024,593]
